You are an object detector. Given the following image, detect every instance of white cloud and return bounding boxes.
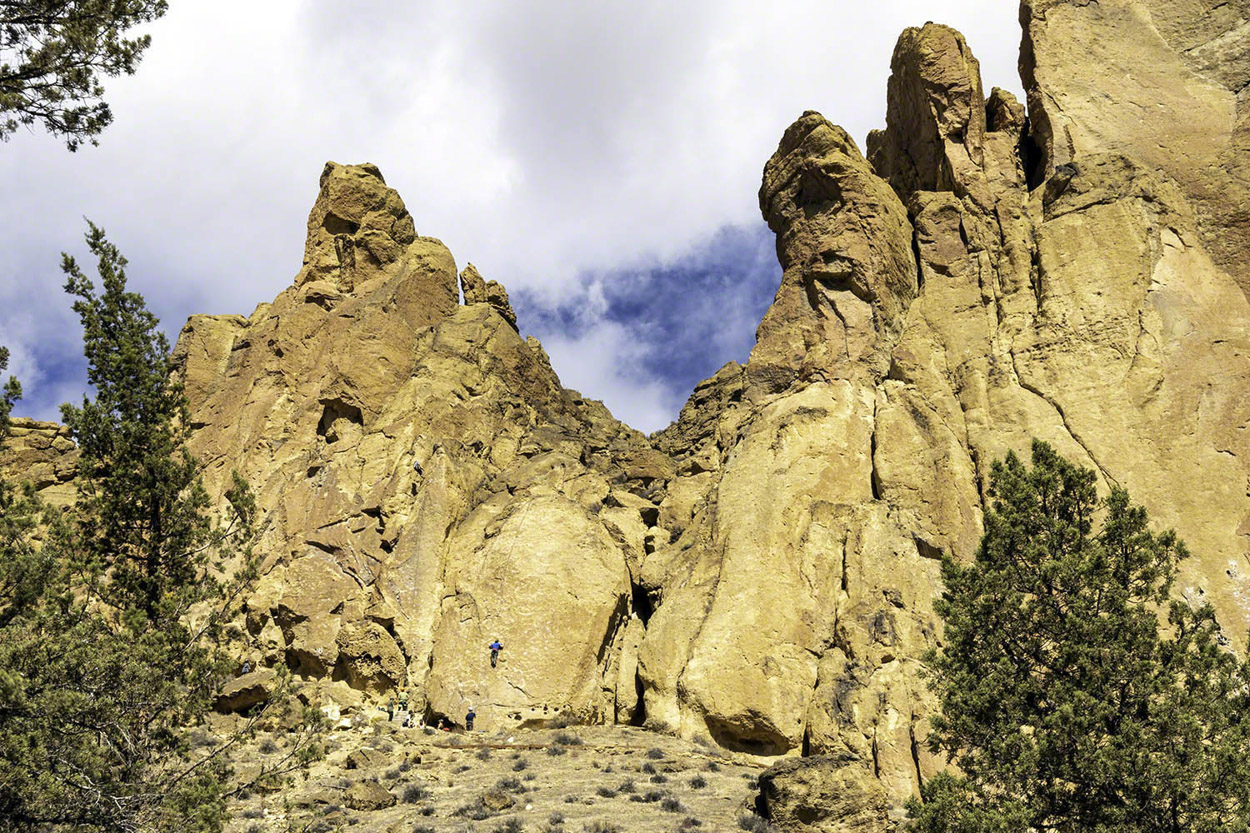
[0,0,1024,428]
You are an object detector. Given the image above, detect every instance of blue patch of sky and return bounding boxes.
[516,221,780,421]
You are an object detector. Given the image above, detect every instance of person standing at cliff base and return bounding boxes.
[465,707,476,731]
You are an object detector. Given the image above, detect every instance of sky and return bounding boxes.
[0,1,1023,434]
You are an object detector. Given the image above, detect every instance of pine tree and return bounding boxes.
[0,345,52,625]
[909,440,1250,833]
[0,0,169,150]
[0,225,277,832]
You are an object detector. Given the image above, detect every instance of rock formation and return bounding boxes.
[0,418,77,508]
[5,2,1250,827]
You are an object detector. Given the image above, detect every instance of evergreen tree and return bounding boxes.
[909,440,1250,833]
[1,0,168,149]
[0,345,51,627]
[0,225,277,832]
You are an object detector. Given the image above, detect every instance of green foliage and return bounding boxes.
[909,440,1250,833]
[0,0,168,149]
[0,346,52,629]
[0,225,281,832]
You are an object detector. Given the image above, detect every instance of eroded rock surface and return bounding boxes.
[0,418,77,507]
[5,6,1250,826]
[1020,0,1250,293]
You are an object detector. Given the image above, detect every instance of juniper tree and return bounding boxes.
[1,0,168,149]
[0,345,50,627]
[0,224,274,833]
[909,440,1250,833]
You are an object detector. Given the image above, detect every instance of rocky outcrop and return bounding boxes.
[0,418,77,507]
[756,755,891,833]
[5,5,1249,826]
[170,160,659,734]
[214,669,279,714]
[343,779,396,811]
[1020,0,1250,294]
[460,263,518,331]
[644,13,1250,823]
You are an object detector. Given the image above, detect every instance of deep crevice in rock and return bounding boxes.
[631,581,655,626]
[631,669,647,727]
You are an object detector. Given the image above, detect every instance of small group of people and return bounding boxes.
[370,637,504,733]
[385,690,418,726]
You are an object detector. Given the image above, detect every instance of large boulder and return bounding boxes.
[335,621,406,693]
[214,670,279,714]
[756,755,891,833]
[344,779,396,811]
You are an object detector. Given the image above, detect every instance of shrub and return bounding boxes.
[644,748,665,760]
[186,730,216,750]
[413,827,436,833]
[689,774,707,789]
[476,746,493,760]
[642,790,665,803]
[641,763,656,775]
[618,779,635,793]
[548,811,565,826]
[546,745,567,757]
[595,786,617,798]
[649,773,668,784]
[494,819,524,833]
[661,796,684,813]
[496,776,525,793]
[454,799,495,820]
[553,731,583,746]
[402,783,431,804]
[583,823,621,833]
[513,757,529,771]
[705,761,721,773]
[258,737,278,754]
[680,818,703,829]
[737,815,774,833]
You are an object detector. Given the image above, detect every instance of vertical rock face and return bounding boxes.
[755,114,917,389]
[6,5,1250,825]
[0,419,77,508]
[868,24,987,197]
[171,161,662,730]
[1020,0,1250,293]
[651,13,1250,823]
